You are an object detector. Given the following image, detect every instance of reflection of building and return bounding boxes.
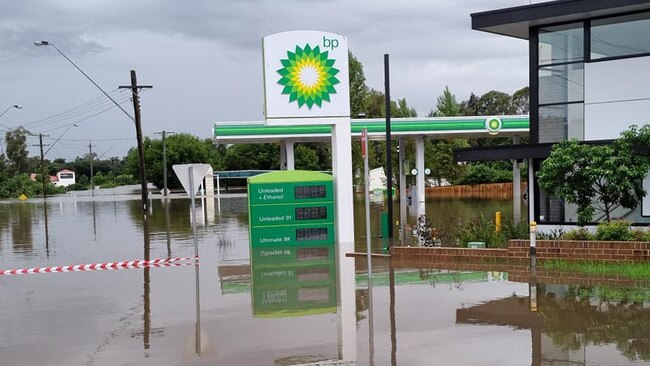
[461,0,650,227]
[457,283,650,365]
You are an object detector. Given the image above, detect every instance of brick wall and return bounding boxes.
[390,240,650,264]
[509,240,650,262]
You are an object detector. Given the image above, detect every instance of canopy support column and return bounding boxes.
[415,136,426,216]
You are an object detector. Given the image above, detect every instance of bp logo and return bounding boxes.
[485,117,502,135]
[276,44,340,109]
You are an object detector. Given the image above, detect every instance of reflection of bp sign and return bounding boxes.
[263,31,350,124]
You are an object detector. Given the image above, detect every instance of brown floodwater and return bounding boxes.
[0,188,648,365]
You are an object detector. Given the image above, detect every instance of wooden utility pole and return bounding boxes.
[88,142,95,196]
[154,130,175,197]
[33,134,50,200]
[120,70,152,214]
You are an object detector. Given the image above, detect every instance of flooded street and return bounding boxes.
[1,190,649,365]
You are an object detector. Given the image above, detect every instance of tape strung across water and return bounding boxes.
[0,257,196,276]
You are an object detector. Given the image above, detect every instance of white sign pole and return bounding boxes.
[332,118,356,362]
[188,165,202,355]
[362,128,374,360]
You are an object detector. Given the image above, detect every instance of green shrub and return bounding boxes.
[536,228,564,240]
[436,217,463,247]
[114,174,137,186]
[459,214,505,248]
[561,227,595,241]
[0,173,40,198]
[501,218,529,240]
[457,164,512,185]
[594,221,633,241]
[631,228,650,242]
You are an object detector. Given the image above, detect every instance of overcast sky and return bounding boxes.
[0,0,534,161]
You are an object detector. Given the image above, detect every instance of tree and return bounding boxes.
[425,139,468,185]
[294,144,320,170]
[459,92,479,116]
[537,125,650,224]
[349,51,368,117]
[222,143,280,171]
[125,133,222,189]
[5,128,30,175]
[391,98,417,118]
[365,89,385,118]
[429,85,460,117]
[511,86,530,114]
[474,90,514,115]
[423,87,468,184]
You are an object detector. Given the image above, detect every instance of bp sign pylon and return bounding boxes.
[261,30,356,361]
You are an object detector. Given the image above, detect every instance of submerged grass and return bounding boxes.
[542,260,650,280]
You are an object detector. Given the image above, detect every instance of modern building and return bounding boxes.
[458,0,650,228]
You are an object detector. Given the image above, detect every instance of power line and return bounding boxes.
[16,89,129,129]
[37,98,133,133]
[46,137,136,142]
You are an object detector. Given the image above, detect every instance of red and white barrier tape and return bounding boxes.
[0,257,196,276]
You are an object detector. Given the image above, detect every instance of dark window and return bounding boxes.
[538,63,584,105]
[538,103,584,143]
[591,12,650,59]
[539,23,583,65]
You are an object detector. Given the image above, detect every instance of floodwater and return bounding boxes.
[0,188,649,365]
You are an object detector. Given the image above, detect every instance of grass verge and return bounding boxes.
[541,260,650,280]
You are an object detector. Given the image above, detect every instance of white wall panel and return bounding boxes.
[585,56,650,104]
[584,56,650,141]
[584,99,650,140]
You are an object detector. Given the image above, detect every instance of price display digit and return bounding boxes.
[295,206,328,220]
[294,185,326,199]
[296,227,328,241]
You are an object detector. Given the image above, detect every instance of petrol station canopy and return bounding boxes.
[213,115,529,144]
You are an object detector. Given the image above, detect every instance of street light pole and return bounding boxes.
[44,123,78,156]
[0,105,22,120]
[0,105,22,154]
[33,41,134,122]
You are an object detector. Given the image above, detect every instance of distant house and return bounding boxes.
[54,169,75,187]
[30,170,76,187]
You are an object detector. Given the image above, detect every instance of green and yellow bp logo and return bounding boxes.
[276,44,340,109]
[485,117,503,135]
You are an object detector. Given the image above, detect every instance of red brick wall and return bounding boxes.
[390,240,650,263]
[509,240,650,262]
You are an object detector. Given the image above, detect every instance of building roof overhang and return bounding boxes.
[472,0,650,40]
[453,139,616,162]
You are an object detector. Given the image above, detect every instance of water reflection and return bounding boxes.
[142,214,151,355]
[43,201,50,258]
[540,284,650,363]
[456,273,650,365]
[4,193,649,365]
[11,202,34,255]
